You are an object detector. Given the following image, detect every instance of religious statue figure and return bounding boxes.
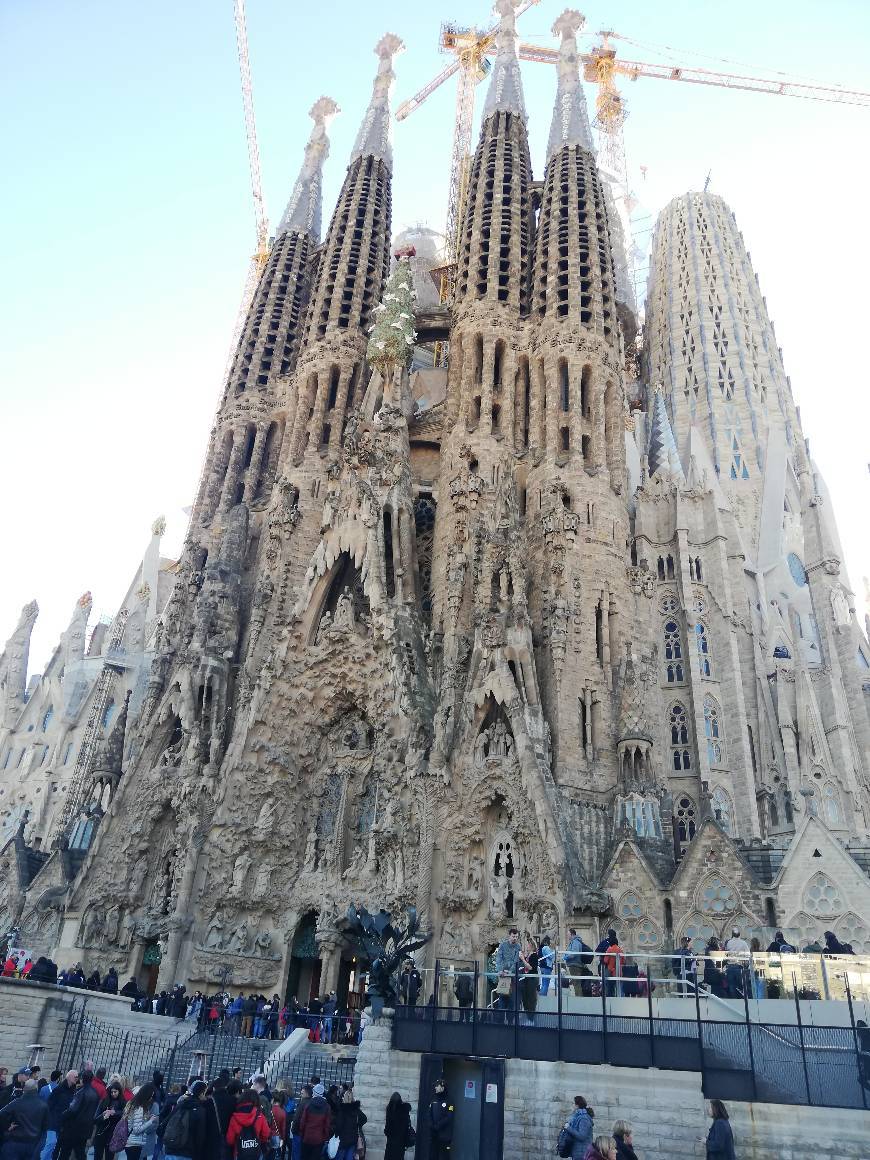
[316,610,333,642]
[104,904,121,947]
[467,854,484,897]
[227,921,249,955]
[253,929,273,958]
[334,587,356,631]
[474,729,489,768]
[252,862,271,902]
[830,585,851,629]
[128,857,148,903]
[203,911,225,950]
[303,830,319,871]
[80,908,102,948]
[230,851,252,897]
[490,874,510,917]
[254,799,275,842]
[490,721,510,758]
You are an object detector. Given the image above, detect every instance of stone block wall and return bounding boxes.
[0,977,181,1071]
[352,1012,422,1160]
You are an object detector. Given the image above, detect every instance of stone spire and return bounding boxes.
[482,0,527,124]
[647,386,685,482]
[546,9,594,161]
[0,601,38,729]
[277,97,340,240]
[350,34,405,169]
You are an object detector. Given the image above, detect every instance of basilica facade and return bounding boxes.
[2,3,869,999]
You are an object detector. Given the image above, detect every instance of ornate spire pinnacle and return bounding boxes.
[350,34,404,170]
[647,386,685,482]
[547,9,594,161]
[482,0,527,124]
[277,96,340,239]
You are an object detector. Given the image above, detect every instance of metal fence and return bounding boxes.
[392,954,870,1111]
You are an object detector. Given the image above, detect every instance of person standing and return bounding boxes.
[453,969,473,1022]
[564,929,590,998]
[162,1079,207,1160]
[724,928,750,998]
[538,936,555,995]
[428,1078,453,1160]
[705,1100,735,1160]
[383,1092,412,1160]
[43,1071,78,1160]
[226,1087,272,1159]
[602,935,626,998]
[494,928,521,1014]
[0,1078,48,1160]
[93,1080,126,1160]
[290,1084,312,1160]
[672,936,698,995]
[586,1137,617,1160]
[56,1069,100,1160]
[560,1095,593,1159]
[124,1083,160,1160]
[612,1119,639,1160]
[520,934,539,1022]
[296,1083,332,1160]
[332,1089,367,1160]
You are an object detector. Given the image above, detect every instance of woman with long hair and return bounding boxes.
[705,1100,735,1160]
[93,1079,125,1160]
[383,1091,413,1160]
[520,933,539,1021]
[585,1137,617,1160]
[123,1082,159,1160]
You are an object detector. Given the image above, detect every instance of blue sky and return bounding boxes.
[2,0,869,669]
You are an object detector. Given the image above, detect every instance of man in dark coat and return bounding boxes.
[0,1078,48,1157]
[44,1070,78,1157]
[204,1070,235,1160]
[120,976,138,997]
[56,1069,99,1160]
[161,1079,207,1160]
[429,1078,454,1160]
[101,967,119,994]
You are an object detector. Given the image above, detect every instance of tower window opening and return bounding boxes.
[560,426,570,452]
[383,510,395,600]
[559,358,569,411]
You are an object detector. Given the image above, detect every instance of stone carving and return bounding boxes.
[230,852,252,897]
[830,585,851,630]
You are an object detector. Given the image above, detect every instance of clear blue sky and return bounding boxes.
[2,0,869,670]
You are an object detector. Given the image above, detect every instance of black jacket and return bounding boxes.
[615,1135,639,1160]
[94,1094,126,1140]
[60,1080,100,1141]
[46,1081,77,1132]
[0,1090,48,1141]
[102,970,119,994]
[204,1087,235,1156]
[163,1093,206,1160]
[333,1101,367,1148]
[384,1099,411,1160]
[429,1097,453,1142]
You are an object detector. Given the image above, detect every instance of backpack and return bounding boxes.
[109,1117,129,1153]
[163,1103,191,1152]
[557,1126,573,1157]
[237,1121,266,1158]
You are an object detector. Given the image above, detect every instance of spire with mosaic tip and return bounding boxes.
[647,385,685,482]
[546,9,594,162]
[350,33,405,169]
[482,0,527,124]
[277,97,340,241]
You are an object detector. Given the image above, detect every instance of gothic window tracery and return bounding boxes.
[711,786,734,835]
[659,591,679,617]
[802,872,843,917]
[618,891,642,919]
[679,912,715,947]
[669,703,691,770]
[695,622,712,677]
[822,782,842,827]
[636,918,661,948]
[674,794,696,858]
[704,696,724,766]
[698,876,738,915]
[664,620,684,683]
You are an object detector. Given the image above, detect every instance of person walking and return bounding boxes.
[0,1078,48,1160]
[93,1080,126,1160]
[705,1100,735,1160]
[124,1083,160,1160]
[539,936,556,995]
[162,1079,207,1160]
[612,1120,639,1160]
[428,1078,453,1160]
[56,1069,100,1160]
[560,1095,593,1159]
[383,1092,412,1160]
[332,1089,367,1160]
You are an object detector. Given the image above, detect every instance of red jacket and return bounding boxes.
[299,1096,332,1146]
[91,1078,107,1102]
[227,1098,271,1157]
[271,1103,287,1141]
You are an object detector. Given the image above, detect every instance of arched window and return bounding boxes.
[657,557,666,581]
[711,786,734,835]
[664,620,684,683]
[101,701,115,730]
[822,783,842,827]
[670,703,691,770]
[618,891,642,919]
[803,872,843,918]
[674,795,697,857]
[695,623,712,677]
[41,706,53,732]
[704,696,724,766]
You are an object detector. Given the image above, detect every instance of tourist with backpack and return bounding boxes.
[557,1095,593,1158]
[296,1082,332,1160]
[162,1080,207,1160]
[227,1088,272,1159]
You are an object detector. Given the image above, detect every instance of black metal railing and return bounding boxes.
[391,960,870,1111]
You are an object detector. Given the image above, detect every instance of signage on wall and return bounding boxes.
[464,1080,476,1100]
[485,1083,498,1103]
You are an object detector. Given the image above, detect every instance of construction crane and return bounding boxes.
[396,0,541,325]
[224,0,271,383]
[399,16,870,314]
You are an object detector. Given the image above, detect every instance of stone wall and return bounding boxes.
[0,977,181,1071]
[351,1013,870,1160]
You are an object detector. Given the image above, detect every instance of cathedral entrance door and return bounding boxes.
[415,1055,504,1160]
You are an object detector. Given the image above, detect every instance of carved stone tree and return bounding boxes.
[342,903,429,1018]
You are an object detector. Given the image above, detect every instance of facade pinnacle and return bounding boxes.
[647,385,685,482]
[277,97,340,240]
[546,9,594,161]
[482,0,528,125]
[350,34,405,170]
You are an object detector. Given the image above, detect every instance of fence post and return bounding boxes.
[843,975,868,1111]
[742,972,758,1101]
[166,1035,178,1086]
[792,971,812,1104]
[55,1001,78,1070]
[557,955,563,1063]
[646,964,655,1068]
[693,961,704,1082]
[70,999,88,1069]
[118,1031,130,1076]
[513,962,520,1059]
[430,959,441,1053]
[471,961,479,1055]
[819,955,830,1000]
[600,964,608,1065]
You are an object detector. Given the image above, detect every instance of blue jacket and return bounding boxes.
[564,1108,593,1159]
[495,939,520,975]
[706,1118,735,1160]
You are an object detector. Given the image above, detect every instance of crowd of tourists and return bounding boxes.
[0,1061,378,1160]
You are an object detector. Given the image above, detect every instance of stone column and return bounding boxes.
[243,422,269,503]
[160,828,206,986]
[316,936,342,994]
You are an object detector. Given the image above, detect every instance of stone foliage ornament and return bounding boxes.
[343,903,429,1019]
